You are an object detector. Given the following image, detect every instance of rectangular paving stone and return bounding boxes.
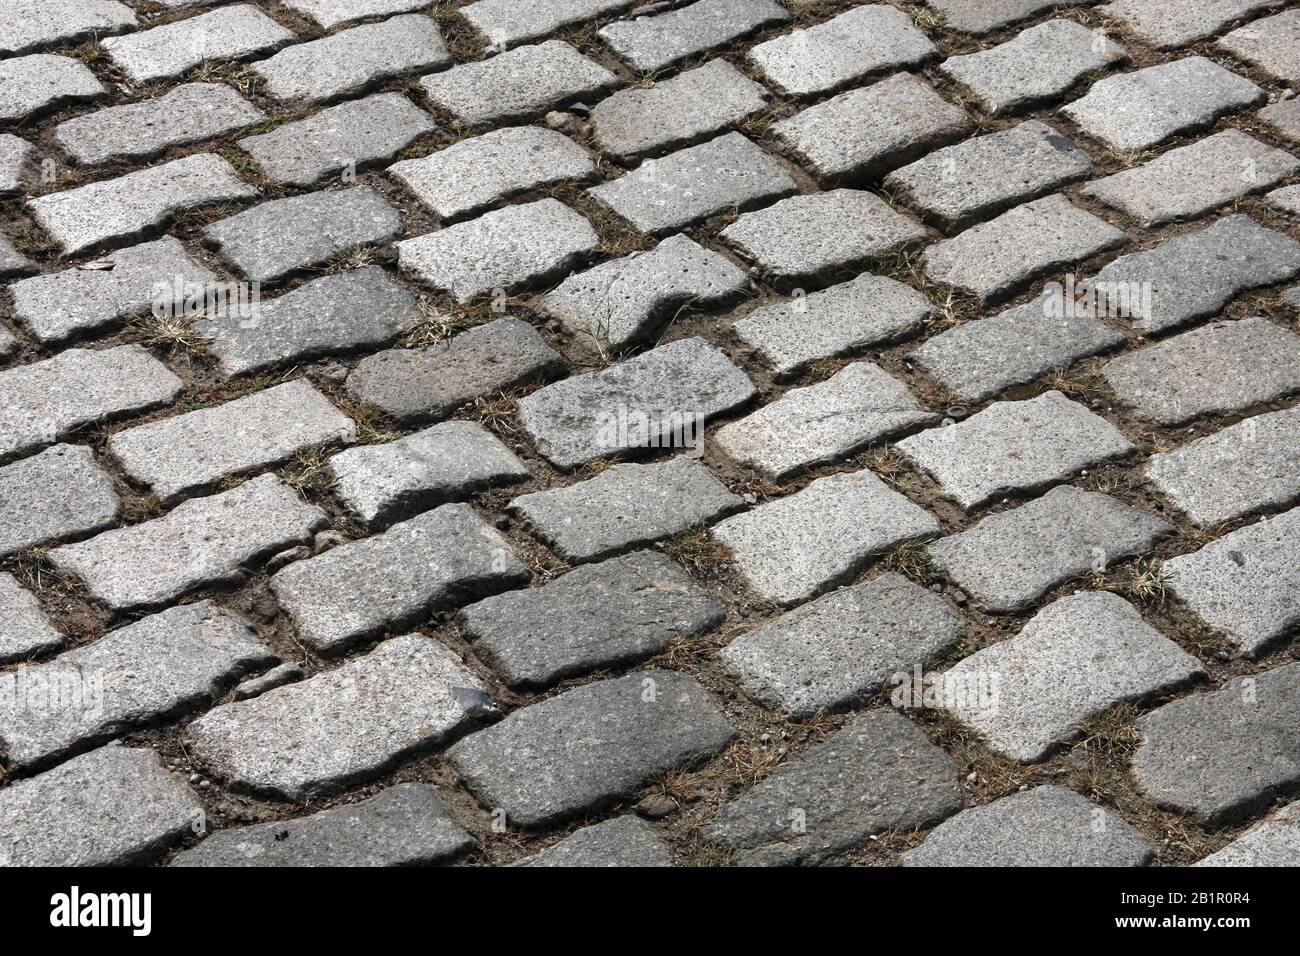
[1259,97,1300,144]
[1102,317,1300,425]
[448,670,735,829]
[108,380,355,503]
[517,336,757,469]
[717,362,937,481]
[188,634,490,801]
[47,474,326,613]
[511,457,742,563]
[397,198,598,303]
[598,0,789,73]
[515,816,673,868]
[270,503,529,655]
[0,602,275,773]
[927,484,1172,612]
[0,445,120,559]
[712,469,939,606]
[897,390,1136,511]
[464,0,636,48]
[26,153,258,257]
[885,121,1094,231]
[0,133,35,195]
[0,573,62,664]
[1061,57,1264,152]
[1197,801,1300,867]
[925,0,1075,33]
[461,549,727,689]
[101,4,294,84]
[0,0,135,56]
[1101,0,1282,49]
[282,0,431,28]
[587,133,798,236]
[0,54,106,123]
[699,709,962,866]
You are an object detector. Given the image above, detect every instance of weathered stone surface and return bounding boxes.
[512,457,742,563]
[712,469,939,606]
[448,670,735,828]
[1061,57,1264,152]
[588,133,798,236]
[189,634,490,801]
[0,232,34,278]
[901,786,1154,866]
[1103,318,1300,426]
[927,485,1173,612]
[239,93,435,187]
[421,40,615,125]
[0,573,62,664]
[330,421,529,530]
[898,391,1135,511]
[0,746,201,867]
[1197,801,1300,867]
[348,317,563,425]
[517,337,757,469]
[598,0,789,73]
[1260,97,1300,144]
[102,4,294,84]
[0,0,135,56]
[232,662,302,701]
[0,324,17,357]
[717,362,936,480]
[0,134,35,195]
[925,0,1073,33]
[172,784,475,867]
[26,154,258,257]
[701,709,962,865]
[1133,662,1300,823]
[1163,507,1300,657]
[0,602,275,772]
[515,816,672,867]
[464,0,636,48]
[1270,184,1300,216]
[0,445,119,559]
[48,475,326,613]
[282,0,430,29]
[0,54,105,123]
[462,549,727,688]
[1102,0,1282,49]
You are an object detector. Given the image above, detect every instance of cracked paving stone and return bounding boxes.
[598,0,789,73]
[0,0,135,56]
[1198,801,1300,866]
[270,503,529,655]
[0,602,275,773]
[188,634,490,801]
[1101,0,1283,50]
[281,0,432,29]
[712,469,939,606]
[1061,57,1264,153]
[26,153,258,257]
[448,669,735,829]
[461,549,727,689]
[587,132,798,236]
[0,573,63,664]
[233,663,303,702]
[0,445,120,559]
[108,379,355,503]
[330,420,530,530]
[1269,183,1300,216]
[463,0,637,49]
[511,457,742,563]
[0,133,36,195]
[716,362,937,481]
[172,784,475,867]
[1133,661,1300,823]
[923,0,1077,33]
[517,336,757,469]
[0,746,201,867]
[0,54,106,123]
[102,4,294,84]
[1163,506,1300,657]
[721,572,963,718]
[897,391,1136,511]
[927,485,1173,612]
[901,786,1154,866]
[939,592,1203,762]
[515,816,672,867]
[1260,97,1300,144]
[47,474,326,614]
[700,709,962,866]
[1103,317,1300,426]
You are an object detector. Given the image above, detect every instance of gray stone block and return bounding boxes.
[1197,801,1300,866]
[0,444,120,559]
[463,0,636,48]
[0,54,105,123]
[0,0,135,56]
[925,0,1075,33]
[1260,97,1300,144]
[515,816,672,867]
[598,0,789,73]
[0,134,35,195]
[282,0,430,28]
[0,573,63,664]
[102,4,293,83]
[1101,0,1282,49]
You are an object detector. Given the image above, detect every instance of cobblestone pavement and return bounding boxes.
[1,0,1299,868]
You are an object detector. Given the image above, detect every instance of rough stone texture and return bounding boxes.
[1260,97,1300,144]
[716,362,936,480]
[102,4,294,84]
[1103,317,1300,426]
[897,391,1136,511]
[47,475,326,613]
[700,710,963,865]
[598,0,790,73]
[172,784,475,867]
[282,0,430,29]
[447,670,735,828]
[722,572,963,718]
[927,485,1173,612]
[0,54,105,123]
[1163,507,1300,657]
[0,746,201,867]
[925,0,1073,33]
[711,469,940,606]
[901,786,1154,866]
[0,232,34,278]
[1197,802,1300,867]
[0,445,120,559]
[0,0,135,56]
[511,457,742,563]
[461,550,727,688]
[108,380,356,502]
[0,573,63,664]
[464,0,636,48]
[0,134,35,195]
[330,421,530,530]
[1133,662,1300,823]
[517,337,757,468]
[587,132,798,236]
[188,634,490,801]
[1061,57,1265,152]
[26,154,258,257]
[1102,0,1283,50]
[232,663,302,701]
[515,816,672,867]
[1270,184,1300,216]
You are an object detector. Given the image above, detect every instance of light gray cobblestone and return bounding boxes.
[0,54,106,123]
[0,0,135,57]
[101,4,295,84]
[598,0,789,73]
[0,573,63,664]
[0,444,120,559]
